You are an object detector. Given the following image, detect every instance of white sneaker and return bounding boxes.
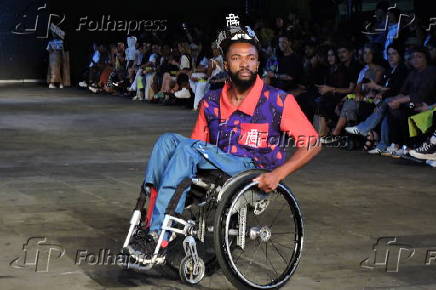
[132,95,139,101]
[426,160,436,168]
[89,87,98,93]
[391,145,409,158]
[368,147,383,154]
[345,126,365,136]
[320,135,340,144]
[59,84,64,89]
[381,143,399,156]
[79,81,88,88]
[49,83,55,89]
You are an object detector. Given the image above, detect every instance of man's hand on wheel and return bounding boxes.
[253,172,282,193]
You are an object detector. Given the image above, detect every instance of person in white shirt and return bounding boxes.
[125,36,137,68]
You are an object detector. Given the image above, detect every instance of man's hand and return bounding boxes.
[253,171,283,193]
[280,74,293,81]
[388,99,401,110]
[366,79,378,90]
[375,93,383,101]
[415,102,431,112]
[316,85,333,95]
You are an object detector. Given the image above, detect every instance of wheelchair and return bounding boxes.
[121,168,304,289]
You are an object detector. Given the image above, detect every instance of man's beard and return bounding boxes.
[228,69,257,93]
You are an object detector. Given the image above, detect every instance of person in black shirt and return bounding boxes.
[316,43,360,101]
[316,43,360,141]
[387,47,436,150]
[316,47,351,137]
[293,45,329,122]
[264,35,303,92]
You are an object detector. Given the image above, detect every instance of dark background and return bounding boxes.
[0,0,433,83]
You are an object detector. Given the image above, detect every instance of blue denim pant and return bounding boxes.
[144,133,256,233]
[356,99,392,150]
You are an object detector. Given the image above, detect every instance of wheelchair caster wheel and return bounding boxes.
[179,256,205,285]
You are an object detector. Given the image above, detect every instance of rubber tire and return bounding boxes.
[213,169,303,289]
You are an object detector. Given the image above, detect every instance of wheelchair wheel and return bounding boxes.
[213,169,303,289]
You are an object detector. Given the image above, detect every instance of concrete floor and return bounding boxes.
[0,86,435,290]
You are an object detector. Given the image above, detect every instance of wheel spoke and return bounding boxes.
[269,238,289,265]
[234,246,245,264]
[260,241,279,280]
[249,239,262,265]
[268,200,287,229]
[269,239,295,250]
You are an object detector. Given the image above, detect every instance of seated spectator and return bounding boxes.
[132,69,145,100]
[302,40,317,73]
[79,43,107,89]
[178,41,193,73]
[207,42,226,90]
[106,66,128,95]
[89,63,114,94]
[330,43,385,149]
[264,34,303,93]
[345,43,409,154]
[143,44,161,100]
[319,42,362,143]
[162,73,192,106]
[294,45,329,122]
[315,47,350,137]
[158,52,181,97]
[386,47,436,155]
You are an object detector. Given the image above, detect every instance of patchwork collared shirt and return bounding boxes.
[191,76,318,170]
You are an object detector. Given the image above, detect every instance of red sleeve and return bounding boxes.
[191,102,210,142]
[280,94,319,148]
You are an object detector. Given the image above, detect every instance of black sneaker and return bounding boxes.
[409,142,436,160]
[127,230,160,263]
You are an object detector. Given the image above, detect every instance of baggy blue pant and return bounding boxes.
[144,133,256,233]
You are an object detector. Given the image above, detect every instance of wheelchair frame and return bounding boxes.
[122,169,304,289]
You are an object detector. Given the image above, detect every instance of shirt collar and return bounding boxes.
[221,75,264,118]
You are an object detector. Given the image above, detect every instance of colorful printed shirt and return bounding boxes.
[191,76,318,170]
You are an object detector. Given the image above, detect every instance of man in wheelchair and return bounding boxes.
[124,21,321,269]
